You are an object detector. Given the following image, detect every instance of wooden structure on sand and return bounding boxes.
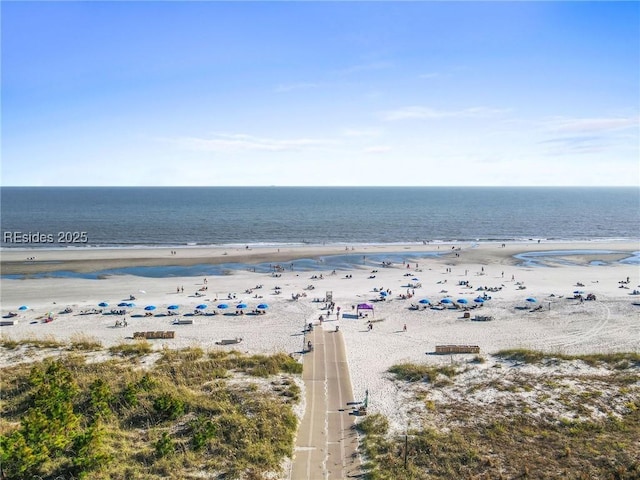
[133,331,175,339]
[435,344,480,354]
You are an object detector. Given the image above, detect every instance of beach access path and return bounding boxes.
[291,328,362,479]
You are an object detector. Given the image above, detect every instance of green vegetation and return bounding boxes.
[0,347,302,479]
[388,363,458,383]
[108,340,154,357]
[363,351,640,479]
[496,349,640,368]
[69,334,103,351]
[358,410,640,480]
[0,335,65,350]
[1,334,102,351]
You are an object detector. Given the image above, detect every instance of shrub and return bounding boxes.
[154,432,174,458]
[153,393,185,420]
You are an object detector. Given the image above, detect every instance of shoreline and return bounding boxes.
[2,240,639,276]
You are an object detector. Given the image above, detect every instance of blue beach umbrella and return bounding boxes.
[98,302,109,307]
[573,290,584,295]
[18,305,29,311]
[196,304,208,310]
[217,303,229,309]
[126,303,136,308]
[167,305,179,310]
[118,302,129,307]
[457,298,469,304]
[418,299,431,305]
[526,297,537,303]
[412,278,419,281]
[257,303,269,310]
[236,303,247,309]
[144,305,156,311]
[474,297,485,303]
[441,298,453,304]
[379,291,388,297]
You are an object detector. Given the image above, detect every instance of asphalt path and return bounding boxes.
[291,328,362,479]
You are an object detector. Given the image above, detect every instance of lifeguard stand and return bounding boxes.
[326,291,333,302]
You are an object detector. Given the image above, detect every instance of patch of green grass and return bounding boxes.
[69,334,103,351]
[108,340,153,357]
[0,335,65,350]
[388,363,458,383]
[495,349,640,369]
[495,348,546,363]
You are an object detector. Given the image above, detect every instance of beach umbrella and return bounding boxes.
[257,303,269,310]
[217,303,229,309]
[379,291,388,297]
[126,303,136,308]
[412,278,419,281]
[167,305,179,310]
[573,290,584,295]
[117,302,129,307]
[474,297,485,303]
[457,298,469,304]
[98,302,109,307]
[418,299,431,305]
[526,297,537,303]
[144,305,156,311]
[236,303,248,309]
[196,304,208,310]
[18,305,29,311]
[441,298,453,304]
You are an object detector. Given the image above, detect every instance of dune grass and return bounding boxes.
[495,349,640,368]
[0,347,302,479]
[364,351,640,479]
[388,363,458,383]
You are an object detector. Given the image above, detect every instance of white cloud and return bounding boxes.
[539,135,606,156]
[165,133,334,153]
[342,128,382,137]
[537,115,639,157]
[419,72,440,79]
[549,116,639,133]
[381,106,509,121]
[363,146,391,154]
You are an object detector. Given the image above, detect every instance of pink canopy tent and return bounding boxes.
[357,303,374,317]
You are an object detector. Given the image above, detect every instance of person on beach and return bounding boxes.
[403,324,407,332]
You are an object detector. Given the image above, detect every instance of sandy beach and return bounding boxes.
[2,241,639,433]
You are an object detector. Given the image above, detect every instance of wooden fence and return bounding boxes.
[435,344,480,354]
[133,331,175,339]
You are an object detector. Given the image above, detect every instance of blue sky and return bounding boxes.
[2,1,638,186]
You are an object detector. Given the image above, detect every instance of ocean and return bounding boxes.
[2,187,639,248]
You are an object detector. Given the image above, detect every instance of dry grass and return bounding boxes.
[364,351,640,479]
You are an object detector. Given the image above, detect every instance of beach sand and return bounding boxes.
[2,241,639,433]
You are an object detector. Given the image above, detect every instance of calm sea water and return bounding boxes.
[1,187,639,248]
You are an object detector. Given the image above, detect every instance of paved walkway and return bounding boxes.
[290,328,362,479]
